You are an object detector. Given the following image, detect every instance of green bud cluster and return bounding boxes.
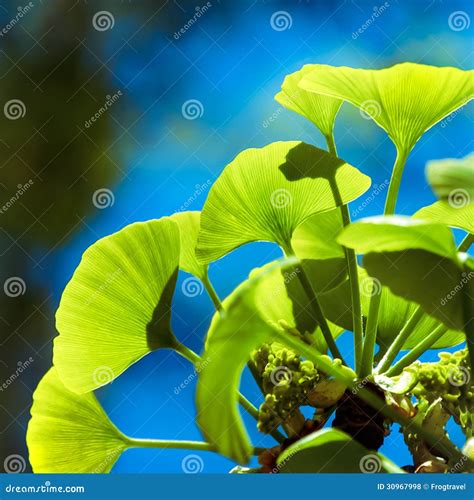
[408,349,473,437]
[252,343,320,435]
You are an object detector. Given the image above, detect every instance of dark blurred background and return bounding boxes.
[0,0,472,473]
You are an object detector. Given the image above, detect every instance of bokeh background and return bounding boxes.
[0,0,472,473]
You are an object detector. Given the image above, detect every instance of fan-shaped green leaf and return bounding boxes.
[54,218,180,393]
[292,209,345,260]
[338,216,457,258]
[299,63,473,152]
[375,288,464,350]
[196,258,352,463]
[277,428,403,473]
[275,64,342,137]
[196,141,371,264]
[425,153,474,202]
[170,211,207,279]
[363,250,469,332]
[27,367,128,473]
[415,201,474,235]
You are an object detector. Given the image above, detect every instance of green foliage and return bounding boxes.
[27,368,128,473]
[299,62,473,153]
[252,343,320,435]
[27,61,474,474]
[407,349,473,438]
[196,141,371,263]
[54,218,181,393]
[277,428,403,473]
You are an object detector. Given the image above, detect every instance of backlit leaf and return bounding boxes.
[197,258,349,463]
[425,153,474,202]
[27,367,128,473]
[415,201,474,235]
[338,216,457,259]
[299,63,473,152]
[54,218,180,393]
[171,211,207,279]
[275,64,342,137]
[196,141,371,263]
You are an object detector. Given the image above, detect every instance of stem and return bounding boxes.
[325,134,364,372]
[276,331,469,466]
[384,148,410,215]
[375,307,425,374]
[385,324,447,377]
[126,438,266,456]
[202,272,223,311]
[359,282,382,378]
[458,233,474,253]
[285,245,346,364]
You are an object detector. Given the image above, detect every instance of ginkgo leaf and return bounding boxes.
[277,428,403,473]
[27,367,128,473]
[363,250,469,332]
[170,211,207,279]
[375,287,464,350]
[299,63,473,153]
[292,209,345,260]
[275,64,343,137]
[425,153,474,203]
[338,216,457,259]
[415,201,474,235]
[196,141,371,263]
[197,258,354,463]
[54,218,180,393]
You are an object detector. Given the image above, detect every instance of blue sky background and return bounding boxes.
[4,0,473,473]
